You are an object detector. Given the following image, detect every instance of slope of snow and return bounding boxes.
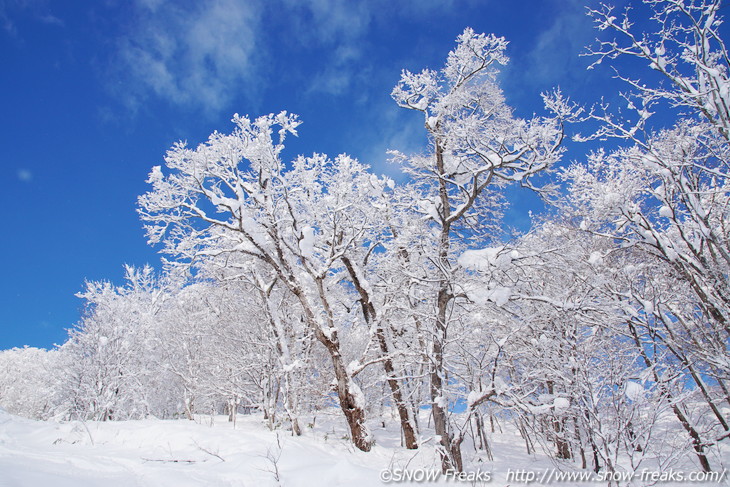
[0,407,727,486]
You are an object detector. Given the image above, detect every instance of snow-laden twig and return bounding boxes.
[192,438,225,462]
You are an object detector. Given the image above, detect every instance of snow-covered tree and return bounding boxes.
[0,347,62,420]
[2,6,726,476]
[563,0,730,471]
[389,27,573,471]
[62,265,171,421]
[138,114,400,451]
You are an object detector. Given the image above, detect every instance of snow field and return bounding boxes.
[1,408,727,487]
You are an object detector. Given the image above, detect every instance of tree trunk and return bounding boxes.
[284,275,373,452]
[547,381,571,460]
[325,336,372,452]
[341,256,418,449]
[262,376,277,430]
[227,397,237,423]
[627,321,712,471]
[475,412,493,461]
[284,380,302,436]
[184,392,194,421]
[517,417,534,455]
[430,138,463,472]
[554,418,572,460]
[380,348,418,449]
[573,417,587,469]
[431,320,459,472]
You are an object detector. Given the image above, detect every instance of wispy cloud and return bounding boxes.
[493,0,605,115]
[0,0,63,37]
[17,169,32,182]
[523,0,596,88]
[109,0,469,113]
[112,0,261,114]
[281,0,373,97]
[292,0,476,97]
[282,0,371,45]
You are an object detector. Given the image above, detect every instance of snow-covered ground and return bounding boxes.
[0,407,727,486]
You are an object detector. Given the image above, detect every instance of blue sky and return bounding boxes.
[0,0,622,350]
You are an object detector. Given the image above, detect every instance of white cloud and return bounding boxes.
[108,0,479,113]
[517,0,628,91]
[113,0,261,114]
[279,0,373,97]
[0,0,62,37]
[281,0,371,45]
[17,169,32,182]
[289,0,479,98]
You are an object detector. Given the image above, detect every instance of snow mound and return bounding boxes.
[458,246,513,271]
